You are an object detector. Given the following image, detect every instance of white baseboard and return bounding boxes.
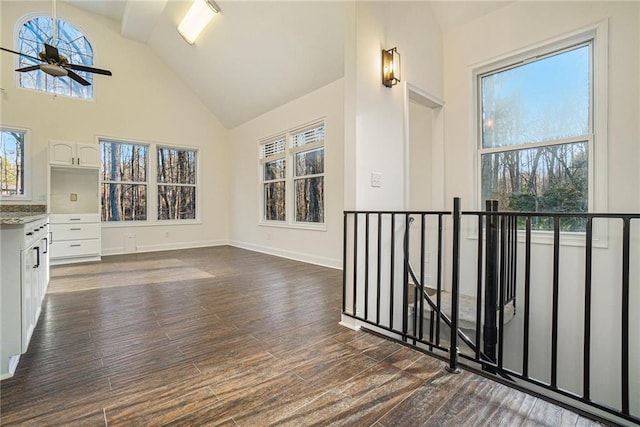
[228,240,342,269]
[1,355,20,380]
[102,239,227,256]
[339,314,361,330]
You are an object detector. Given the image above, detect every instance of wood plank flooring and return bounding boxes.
[0,246,602,426]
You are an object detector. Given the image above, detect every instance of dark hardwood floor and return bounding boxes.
[1,246,601,426]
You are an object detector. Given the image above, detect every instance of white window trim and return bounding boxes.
[0,126,31,201]
[258,119,327,231]
[98,136,201,227]
[471,20,608,247]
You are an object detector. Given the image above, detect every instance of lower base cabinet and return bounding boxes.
[1,218,49,379]
[49,213,101,265]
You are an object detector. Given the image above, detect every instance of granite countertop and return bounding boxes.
[0,204,48,225]
[0,212,48,225]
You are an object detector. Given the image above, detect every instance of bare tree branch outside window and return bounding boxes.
[100,140,148,221]
[260,124,325,225]
[157,147,197,220]
[18,17,93,99]
[479,43,591,231]
[0,130,25,197]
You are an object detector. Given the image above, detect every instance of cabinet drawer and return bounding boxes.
[50,239,100,259]
[51,223,100,241]
[50,213,100,224]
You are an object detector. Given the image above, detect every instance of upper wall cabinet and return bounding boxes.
[49,141,100,168]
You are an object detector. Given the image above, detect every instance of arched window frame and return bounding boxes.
[16,15,94,99]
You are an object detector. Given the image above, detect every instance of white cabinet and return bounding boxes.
[48,141,102,265]
[1,218,49,379]
[49,141,100,168]
[49,214,101,264]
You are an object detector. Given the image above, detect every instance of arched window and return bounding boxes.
[18,17,94,99]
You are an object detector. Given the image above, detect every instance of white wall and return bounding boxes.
[0,1,230,254]
[341,0,445,334]
[344,1,443,211]
[442,1,639,416]
[228,79,344,269]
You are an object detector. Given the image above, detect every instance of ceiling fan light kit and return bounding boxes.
[41,63,68,77]
[178,0,221,45]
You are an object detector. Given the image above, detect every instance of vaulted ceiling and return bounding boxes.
[64,0,513,129]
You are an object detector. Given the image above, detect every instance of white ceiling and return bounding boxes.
[64,0,513,129]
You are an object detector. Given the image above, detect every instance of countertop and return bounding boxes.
[0,212,48,226]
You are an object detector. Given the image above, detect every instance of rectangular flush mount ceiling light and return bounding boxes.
[177,0,220,45]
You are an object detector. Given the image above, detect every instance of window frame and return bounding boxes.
[472,21,608,245]
[260,135,287,223]
[16,14,96,100]
[99,136,200,227]
[156,145,199,222]
[99,138,150,223]
[0,126,30,201]
[258,120,326,231]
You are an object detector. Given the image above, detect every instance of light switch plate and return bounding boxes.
[371,172,382,188]
[70,193,78,201]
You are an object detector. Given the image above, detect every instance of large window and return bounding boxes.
[478,42,592,231]
[260,122,325,226]
[100,140,148,221]
[0,129,26,198]
[157,147,197,220]
[18,17,94,99]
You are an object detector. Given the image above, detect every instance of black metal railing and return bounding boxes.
[342,198,639,425]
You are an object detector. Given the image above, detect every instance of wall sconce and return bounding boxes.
[382,47,401,88]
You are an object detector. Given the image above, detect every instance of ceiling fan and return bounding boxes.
[0,43,112,86]
[0,0,111,86]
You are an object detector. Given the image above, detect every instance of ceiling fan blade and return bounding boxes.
[15,65,41,72]
[44,43,61,63]
[65,69,91,86]
[0,46,43,63]
[65,63,112,76]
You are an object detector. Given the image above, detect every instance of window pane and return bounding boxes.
[157,148,197,184]
[18,17,94,99]
[264,159,285,181]
[295,177,324,223]
[295,148,324,177]
[264,182,285,221]
[482,45,590,148]
[100,141,147,182]
[0,130,25,197]
[101,183,147,221]
[481,142,587,230]
[157,185,196,220]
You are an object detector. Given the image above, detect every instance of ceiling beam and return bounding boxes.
[121,0,167,43]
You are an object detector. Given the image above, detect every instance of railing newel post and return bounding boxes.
[483,200,499,369]
[446,197,462,374]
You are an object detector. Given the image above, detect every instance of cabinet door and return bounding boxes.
[50,142,75,166]
[76,143,100,168]
[20,248,34,353]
